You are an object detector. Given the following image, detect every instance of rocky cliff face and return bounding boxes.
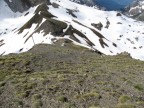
[125,0,144,21]
[4,0,50,12]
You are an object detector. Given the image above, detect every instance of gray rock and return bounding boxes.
[4,0,50,12]
[124,0,144,21]
[91,22,103,31]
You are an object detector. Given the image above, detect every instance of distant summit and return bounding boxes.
[125,0,144,21]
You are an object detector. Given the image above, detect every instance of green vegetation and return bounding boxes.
[75,91,101,100]
[0,44,144,108]
[58,96,68,102]
[118,95,131,103]
[134,84,144,91]
[117,104,135,108]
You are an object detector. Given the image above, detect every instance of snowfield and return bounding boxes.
[0,0,144,60]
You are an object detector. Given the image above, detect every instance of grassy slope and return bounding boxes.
[0,44,144,108]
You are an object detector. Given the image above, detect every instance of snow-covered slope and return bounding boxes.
[0,0,144,60]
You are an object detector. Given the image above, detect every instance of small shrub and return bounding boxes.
[32,94,41,100]
[17,92,28,98]
[31,94,42,108]
[118,95,131,103]
[0,87,4,95]
[136,101,144,105]
[117,104,135,108]
[15,100,23,106]
[25,82,37,90]
[32,100,42,108]
[58,96,68,102]
[83,92,100,99]
[12,70,20,75]
[89,105,100,108]
[134,84,144,91]
[75,92,101,100]
[0,81,6,87]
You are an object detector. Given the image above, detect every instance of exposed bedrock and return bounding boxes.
[4,0,51,12]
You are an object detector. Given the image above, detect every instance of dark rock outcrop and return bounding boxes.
[17,4,67,44]
[116,13,122,16]
[91,22,103,31]
[4,0,51,12]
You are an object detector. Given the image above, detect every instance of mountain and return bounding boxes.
[125,0,144,21]
[0,1,144,107]
[0,0,144,60]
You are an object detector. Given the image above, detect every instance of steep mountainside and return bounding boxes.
[0,0,144,60]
